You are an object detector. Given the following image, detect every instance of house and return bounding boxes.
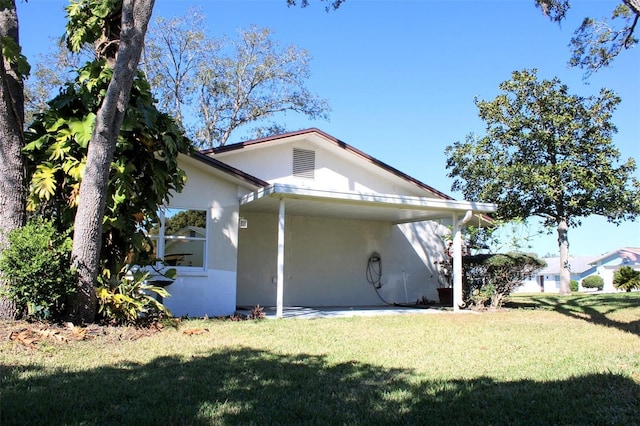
[516,247,640,293]
[517,256,599,293]
[589,247,640,292]
[155,129,496,317]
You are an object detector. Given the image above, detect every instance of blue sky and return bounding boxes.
[19,0,640,257]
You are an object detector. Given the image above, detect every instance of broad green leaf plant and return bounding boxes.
[25,60,193,275]
[96,265,176,325]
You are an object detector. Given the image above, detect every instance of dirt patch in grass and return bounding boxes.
[0,320,166,350]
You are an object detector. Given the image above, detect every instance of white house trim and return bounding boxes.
[241,183,496,222]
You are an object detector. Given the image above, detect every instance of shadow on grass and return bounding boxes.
[505,293,640,337]
[2,347,639,425]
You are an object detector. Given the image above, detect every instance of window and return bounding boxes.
[293,148,315,179]
[149,208,207,269]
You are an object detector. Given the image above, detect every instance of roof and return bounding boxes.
[205,128,455,200]
[188,151,269,188]
[589,247,640,265]
[539,256,600,275]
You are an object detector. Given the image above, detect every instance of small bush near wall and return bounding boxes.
[570,280,579,292]
[613,266,640,292]
[582,275,604,291]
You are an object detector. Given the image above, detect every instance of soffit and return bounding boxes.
[240,184,496,224]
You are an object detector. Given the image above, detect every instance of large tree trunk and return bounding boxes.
[68,0,155,324]
[556,218,571,295]
[0,1,26,320]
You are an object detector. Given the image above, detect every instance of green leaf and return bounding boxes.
[1,36,30,77]
[23,135,48,153]
[31,163,60,201]
[45,117,67,133]
[47,140,71,162]
[68,113,96,148]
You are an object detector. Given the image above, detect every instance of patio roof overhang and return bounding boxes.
[240,183,497,224]
[240,183,497,318]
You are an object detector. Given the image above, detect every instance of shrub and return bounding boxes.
[463,252,546,309]
[612,266,640,292]
[570,280,579,292]
[0,219,77,320]
[582,275,604,291]
[96,266,175,325]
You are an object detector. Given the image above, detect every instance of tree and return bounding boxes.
[63,0,156,323]
[536,0,639,76]
[141,7,207,128]
[143,11,330,148]
[445,69,640,295]
[56,0,339,323]
[11,0,340,324]
[0,0,29,319]
[463,253,546,309]
[612,265,640,292]
[25,61,191,275]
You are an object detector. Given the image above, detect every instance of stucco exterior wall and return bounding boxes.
[235,211,447,307]
[162,157,243,317]
[217,137,430,197]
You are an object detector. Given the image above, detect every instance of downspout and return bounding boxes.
[452,210,473,312]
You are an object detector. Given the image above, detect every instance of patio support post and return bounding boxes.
[452,210,473,312]
[276,198,285,318]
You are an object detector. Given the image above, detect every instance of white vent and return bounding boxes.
[293,148,315,179]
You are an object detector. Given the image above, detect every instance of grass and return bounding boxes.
[1,293,639,425]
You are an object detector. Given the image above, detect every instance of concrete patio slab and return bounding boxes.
[236,305,475,319]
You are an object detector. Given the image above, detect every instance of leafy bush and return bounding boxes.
[96,266,175,325]
[613,266,640,292]
[463,252,546,309]
[582,275,604,291]
[468,283,495,308]
[570,280,579,292]
[0,219,77,320]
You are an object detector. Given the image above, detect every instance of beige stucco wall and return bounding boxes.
[235,211,448,308]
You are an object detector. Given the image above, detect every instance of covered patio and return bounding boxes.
[239,183,497,318]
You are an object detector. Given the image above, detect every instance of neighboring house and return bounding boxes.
[517,256,599,293]
[589,247,640,292]
[517,247,640,293]
[156,128,496,317]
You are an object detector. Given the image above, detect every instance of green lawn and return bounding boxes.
[1,293,639,425]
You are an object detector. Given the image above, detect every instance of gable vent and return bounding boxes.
[293,148,315,179]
